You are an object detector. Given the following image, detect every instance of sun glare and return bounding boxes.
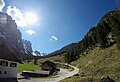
[25,12,38,25]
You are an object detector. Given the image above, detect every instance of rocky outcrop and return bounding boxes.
[34,50,41,56]
[23,39,33,55]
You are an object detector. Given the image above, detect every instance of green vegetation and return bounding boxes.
[33,56,38,65]
[60,44,120,82]
[18,63,39,73]
[65,50,79,63]
[61,76,99,82]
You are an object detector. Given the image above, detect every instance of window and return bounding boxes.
[0,61,8,66]
[4,71,7,74]
[0,71,1,74]
[10,63,17,67]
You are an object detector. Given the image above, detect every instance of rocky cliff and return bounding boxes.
[0,12,33,59]
[23,39,33,55]
[0,12,25,55]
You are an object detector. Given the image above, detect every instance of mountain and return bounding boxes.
[0,12,25,55]
[23,39,33,55]
[48,5,120,58]
[48,43,78,56]
[0,12,34,60]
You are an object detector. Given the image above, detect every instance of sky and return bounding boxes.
[1,0,120,54]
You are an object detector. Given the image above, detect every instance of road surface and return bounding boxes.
[18,64,79,82]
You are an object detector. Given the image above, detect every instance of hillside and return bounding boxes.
[48,5,120,59]
[60,44,120,82]
[42,5,120,82]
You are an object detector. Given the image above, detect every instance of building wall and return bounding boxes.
[0,59,18,78]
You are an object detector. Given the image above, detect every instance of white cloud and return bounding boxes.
[26,30,36,35]
[50,35,58,41]
[0,0,5,12]
[6,6,27,27]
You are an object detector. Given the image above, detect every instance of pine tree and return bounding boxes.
[109,16,120,50]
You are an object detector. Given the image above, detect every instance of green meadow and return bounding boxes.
[18,63,40,73]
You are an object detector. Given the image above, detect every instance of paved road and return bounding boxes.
[18,64,79,82]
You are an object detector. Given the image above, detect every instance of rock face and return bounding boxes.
[0,33,6,45]
[0,12,33,59]
[0,12,25,55]
[34,50,41,56]
[23,39,33,55]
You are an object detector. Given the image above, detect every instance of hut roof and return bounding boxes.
[42,60,55,67]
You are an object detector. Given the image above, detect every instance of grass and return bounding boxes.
[60,44,120,82]
[18,63,40,73]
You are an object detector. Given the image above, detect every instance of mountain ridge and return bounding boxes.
[48,5,120,58]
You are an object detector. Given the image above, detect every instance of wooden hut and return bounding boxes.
[41,60,57,75]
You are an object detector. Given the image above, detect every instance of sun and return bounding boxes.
[25,12,38,25]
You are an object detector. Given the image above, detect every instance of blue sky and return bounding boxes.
[3,0,120,53]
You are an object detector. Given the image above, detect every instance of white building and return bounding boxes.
[0,44,22,81]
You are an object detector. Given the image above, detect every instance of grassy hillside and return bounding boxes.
[60,44,120,82]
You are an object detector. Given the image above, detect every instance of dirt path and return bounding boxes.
[54,64,79,82]
[18,64,79,82]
